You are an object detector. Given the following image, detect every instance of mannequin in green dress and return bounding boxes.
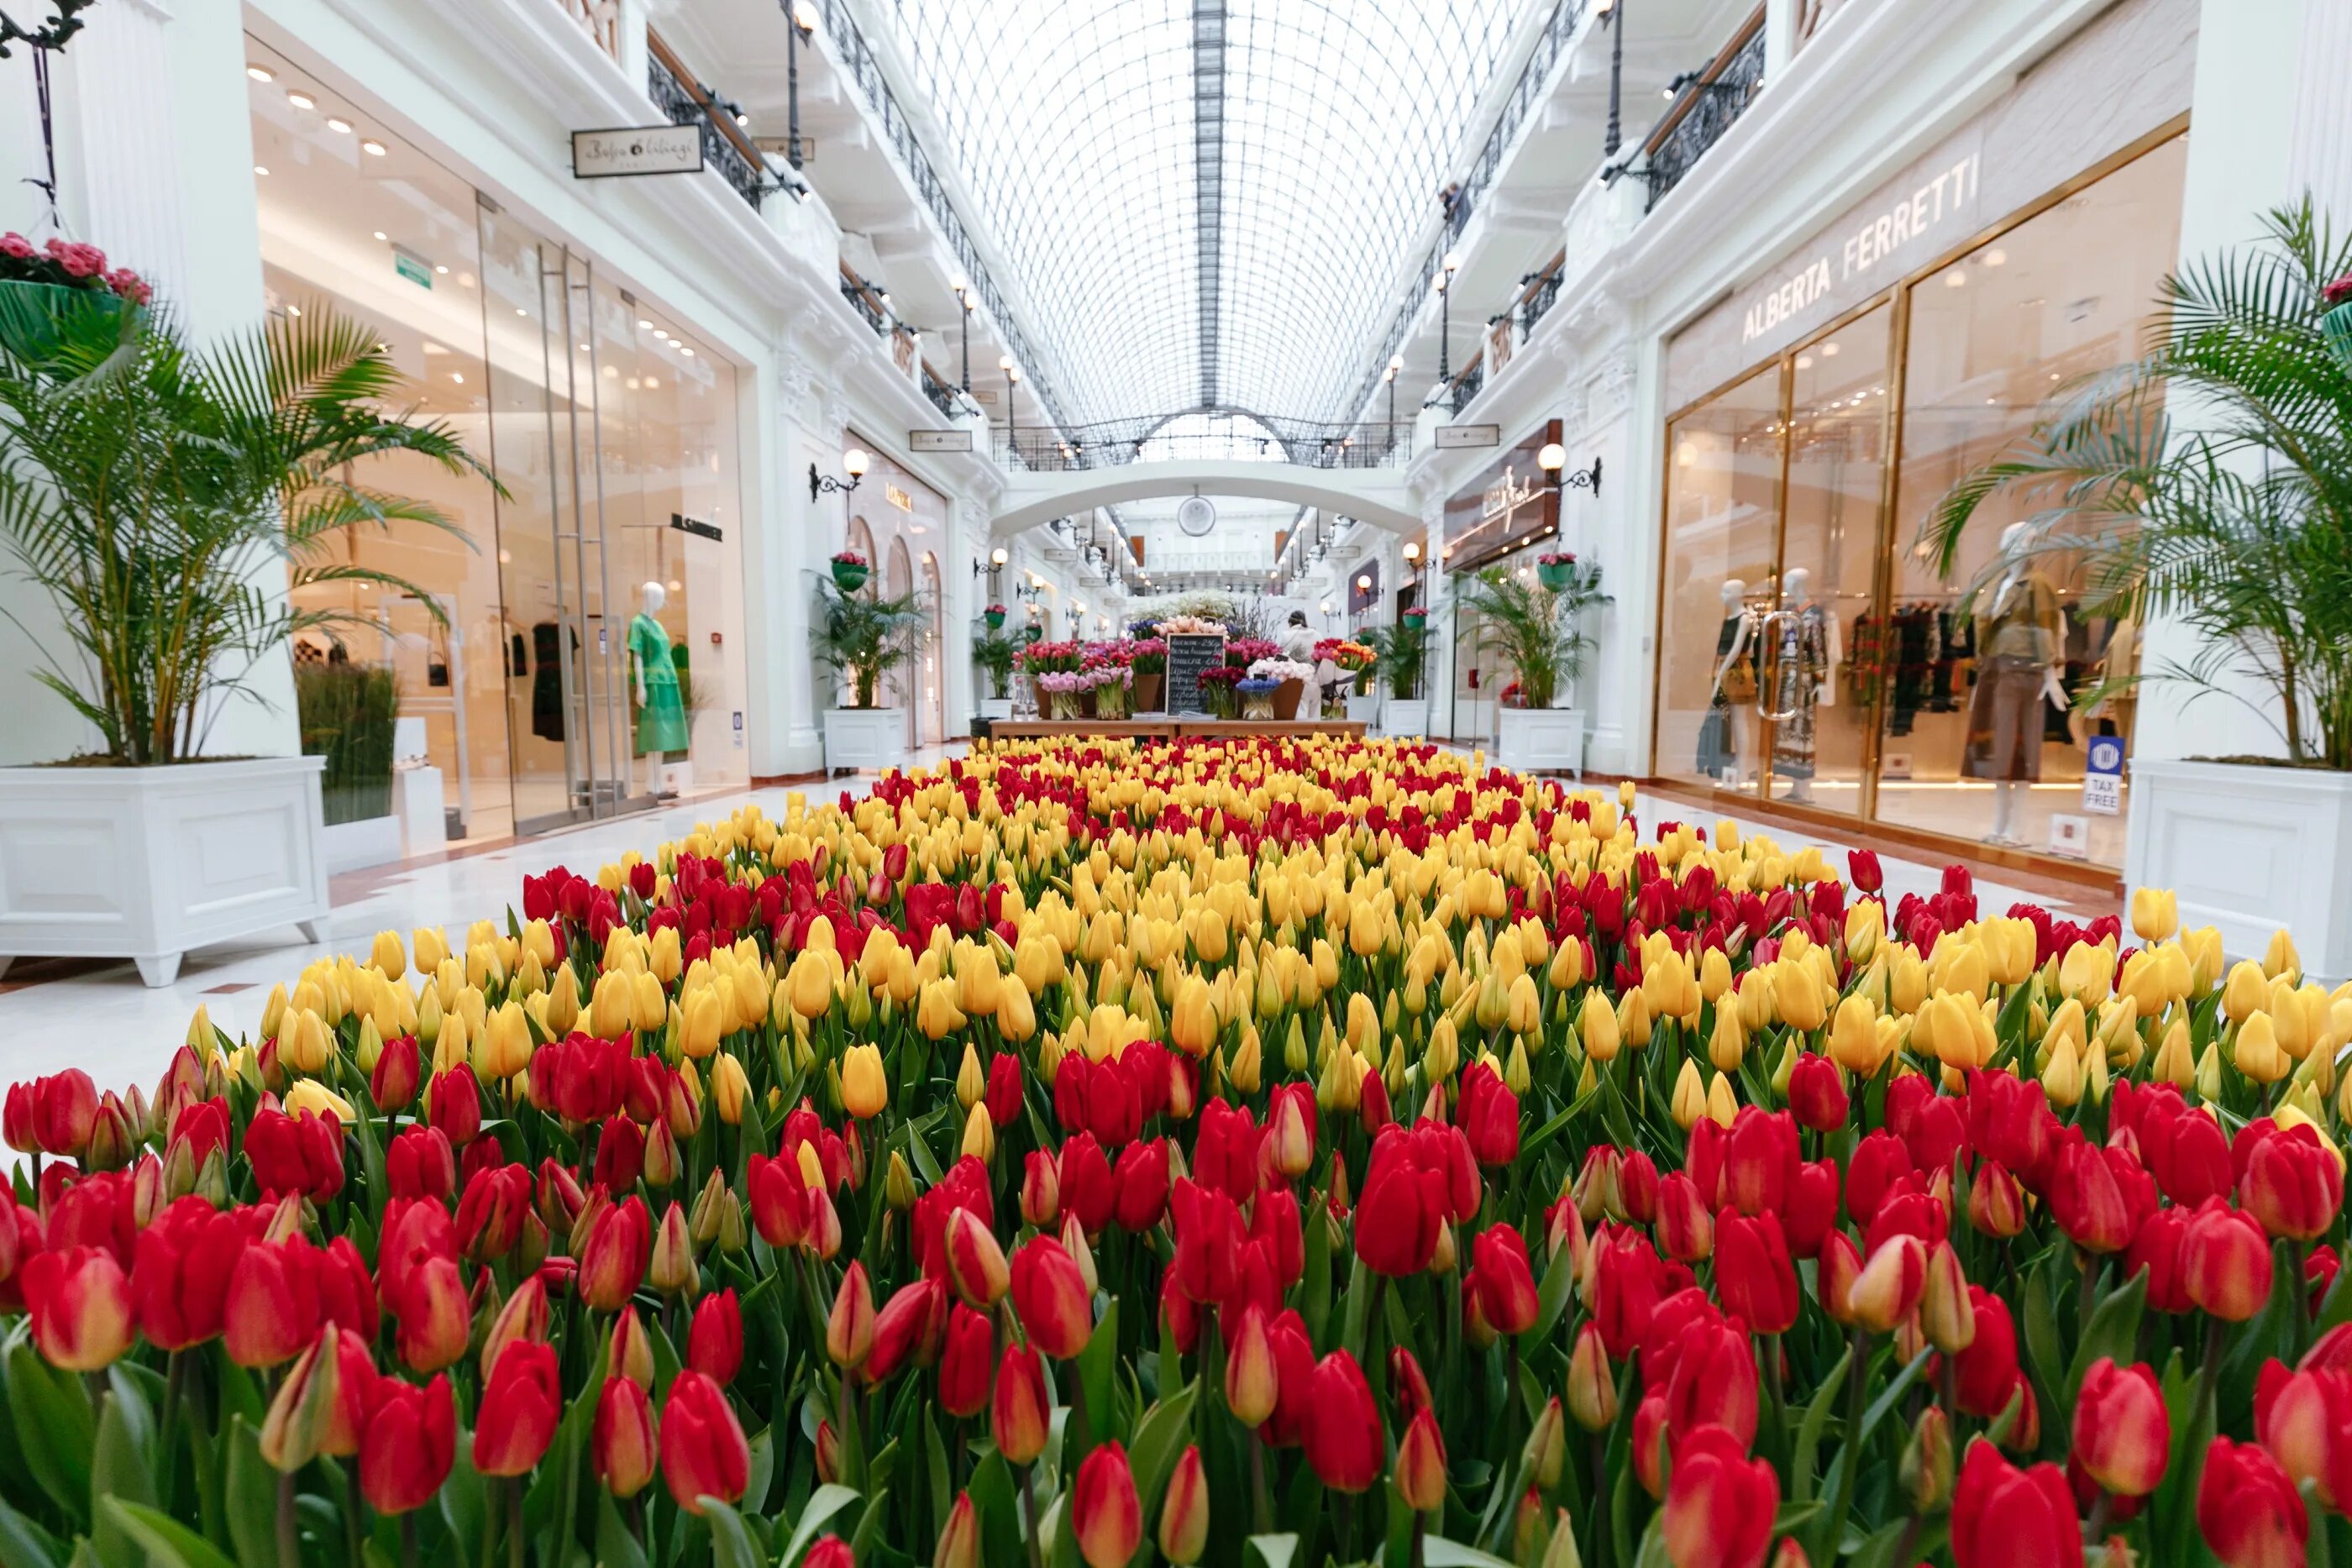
[629,581,690,798]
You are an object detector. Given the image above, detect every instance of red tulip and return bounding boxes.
[1786,1053,1848,1131]
[2072,1357,2169,1497]
[1021,1150,1062,1229]
[1302,1350,1383,1492]
[804,1539,854,1568]
[21,1245,132,1371]
[391,1251,471,1375]
[386,1125,456,1202]
[659,1370,749,1514]
[1355,1153,1445,1279]
[2198,1437,2307,1568]
[993,1342,1051,1465]
[2129,1086,2232,1207]
[1633,1391,1670,1498]
[1656,1172,1714,1263]
[939,1303,993,1419]
[1714,1209,1798,1335]
[1111,1137,1169,1231]
[455,1162,532,1262]
[1389,1345,1434,1424]
[319,1326,380,1460]
[131,1196,249,1350]
[2255,1361,2352,1508]
[246,1107,346,1203]
[2049,1135,2155,1255]
[1058,1133,1116,1235]
[474,1339,563,1476]
[1592,1226,1667,1356]
[361,1374,455,1514]
[985,1051,1023,1127]
[425,1066,482,1146]
[1472,1225,1541,1336]
[1847,850,1882,893]
[747,1153,812,1248]
[1952,1287,2020,1417]
[1950,1441,2082,1568]
[1970,1159,2029,1239]
[1073,1441,1142,1568]
[1663,1319,1761,1452]
[1011,1235,1095,1359]
[223,1237,323,1369]
[1843,1235,1927,1333]
[2244,1124,2344,1241]
[865,1277,948,1383]
[1395,1408,1448,1512]
[371,1034,421,1112]
[1458,1062,1520,1167]
[1159,1445,1210,1564]
[1662,1424,1777,1568]
[1169,1178,1247,1304]
[2182,1199,2276,1321]
[24,1070,97,1156]
[1720,1106,1800,1217]
[943,1206,1010,1308]
[578,1195,651,1313]
[689,1288,744,1385]
[827,1260,875,1369]
[592,1376,659,1498]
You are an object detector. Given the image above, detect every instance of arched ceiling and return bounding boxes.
[874,0,1526,427]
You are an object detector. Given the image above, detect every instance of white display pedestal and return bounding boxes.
[397,767,448,860]
[1497,707,1585,778]
[323,815,402,874]
[1346,691,1381,725]
[1383,699,1430,739]
[824,708,906,774]
[0,756,330,988]
[2127,760,2352,985]
[979,700,1015,721]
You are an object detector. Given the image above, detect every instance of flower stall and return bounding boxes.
[0,735,2343,1568]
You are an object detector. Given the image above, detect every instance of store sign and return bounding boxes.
[2049,813,2090,859]
[571,124,705,180]
[2082,733,2125,815]
[1435,423,1501,450]
[392,249,433,290]
[1442,420,1561,569]
[885,484,913,513]
[670,513,724,543]
[1740,153,1979,343]
[910,429,973,453]
[752,136,815,164]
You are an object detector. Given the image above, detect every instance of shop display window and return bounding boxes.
[1651,133,2187,871]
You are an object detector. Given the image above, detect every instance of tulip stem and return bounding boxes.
[344,1465,368,1568]
[159,1350,186,1510]
[1250,1429,1273,1536]
[1820,1327,1871,1564]
[276,1469,300,1568]
[401,1513,418,1568]
[1410,1512,1427,1568]
[1020,1460,1047,1568]
[507,1475,524,1568]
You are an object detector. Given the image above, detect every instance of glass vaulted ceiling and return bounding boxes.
[878,0,1525,427]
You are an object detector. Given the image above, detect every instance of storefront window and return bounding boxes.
[1656,364,1782,798]
[249,37,748,839]
[1877,135,2187,863]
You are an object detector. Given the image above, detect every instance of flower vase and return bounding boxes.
[1047,690,1079,720]
[984,610,1005,630]
[1537,562,1572,590]
[1024,626,1043,644]
[1097,684,1128,721]
[1272,679,1305,721]
[1243,692,1277,721]
[1134,672,1163,712]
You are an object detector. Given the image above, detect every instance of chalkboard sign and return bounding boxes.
[1164,633,1227,715]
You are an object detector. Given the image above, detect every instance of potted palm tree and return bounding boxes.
[972,626,1020,722]
[1364,608,1433,737]
[0,269,488,987]
[1925,198,2352,979]
[816,574,927,772]
[1455,559,1609,774]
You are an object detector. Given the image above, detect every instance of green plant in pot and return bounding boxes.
[1455,559,1609,709]
[972,627,1020,700]
[816,574,927,709]
[295,659,399,825]
[1362,611,1430,700]
[0,281,488,764]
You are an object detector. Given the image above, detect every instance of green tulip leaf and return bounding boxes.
[1425,1538,1516,1568]
[595,1493,651,1568]
[966,1451,1027,1568]
[1076,1301,1122,1452]
[89,1383,159,1566]
[1301,1194,1334,1348]
[779,1482,863,1566]
[1126,1378,1200,1532]
[4,1331,94,1520]
[1790,1344,1851,1503]
[2064,1266,2147,1408]
[702,1498,764,1568]
[0,1493,64,1568]
[98,1499,237,1568]
[1246,1531,1299,1568]
[219,1418,276,1568]
[1520,1235,1578,1350]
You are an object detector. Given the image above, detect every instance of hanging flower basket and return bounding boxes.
[1536,550,1578,591]
[830,551,870,593]
[1024,624,1044,644]
[2323,274,2352,367]
[984,606,1006,630]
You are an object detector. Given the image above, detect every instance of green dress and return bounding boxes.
[628,612,690,755]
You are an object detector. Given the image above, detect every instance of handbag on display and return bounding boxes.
[1722,653,1758,704]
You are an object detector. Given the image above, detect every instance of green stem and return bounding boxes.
[1821,1327,1872,1564]
[401,1513,418,1568]
[277,1469,302,1568]
[158,1349,186,1513]
[1412,1511,1428,1568]
[1250,1429,1273,1537]
[507,1475,524,1568]
[1021,1461,1047,1568]
[344,1463,369,1568]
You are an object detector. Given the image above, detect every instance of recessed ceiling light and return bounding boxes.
[1983,248,2008,266]
[680,347,695,357]
[287,304,302,317]
[372,230,387,241]
[451,373,465,385]
[652,328,669,339]
[644,376,659,389]
[326,118,353,134]
[286,91,315,111]
[579,343,591,352]
[361,139,387,156]
[434,265,448,275]
[638,318,654,330]
[254,165,269,176]
[1819,342,1840,357]
[248,64,275,81]
[1944,270,1968,288]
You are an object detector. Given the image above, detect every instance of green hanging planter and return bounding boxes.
[2323,298,2352,370]
[985,610,1005,630]
[831,561,869,593]
[1536,562,1573,590]
[1023,625,1043,644]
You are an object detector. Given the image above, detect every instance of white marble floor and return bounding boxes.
[0,742,2117,1100]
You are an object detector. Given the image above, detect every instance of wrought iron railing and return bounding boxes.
[1638,10,1767,212]
[838,265,888,333]
[920,363,963,420]
[1518,252,1565,339]
[1347,0,1588,424]
[992,415,1411,473]
[645,32,767,209]
[801,0,1070,430]
[1431,356,1484,415]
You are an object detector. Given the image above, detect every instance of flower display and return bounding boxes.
[829,549,869,568]
[0,233,152,303]
[0,734,2344,1568]
[1246,657,1315,684]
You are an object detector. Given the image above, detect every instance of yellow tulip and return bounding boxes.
[544,964,580,1036]
[477,1000,533,1080]
[1549,939,1585,991]
[711,1052,749,1125]
[996,983,1037,1042]
[787,950,834,1020]
[281,1008,331,1074]
[1889,946,1928,1015]
[284,1078,355,1124]
[2181,926,2224,994]
[2235,1012,2289,1083]
[956,1043,985,1112]
[412,926,449,975]
[2151,1016,2196,1086]
[591,971,633,1038]
[633,971,668,1035]
[1708,1004,1745,1072]
[961,1100,995,1163]
[2130,887,2178,943]
[1616,988,1651,1050]
[2040,1035,2084,1108]
[2265,929,2301,983]
[2057,941,2111,1009]
[2223,960,2270,1024]
[1670,1059,1708,1130]
[918,978,968,1041]
[370,931,407,982]
[648,925,684,984]
[1425,1015,1461,1081]
[1229,1025,1263,1094]
[1698,947,1733,1005]
[1705,1069,1739,1127]
[680,988,723,1060]
[1776,959,1826,1032]
[842,1044,890,1118]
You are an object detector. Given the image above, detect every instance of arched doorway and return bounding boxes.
[885,536,915,746]
[845,515,877,574]
[920,552,945,746]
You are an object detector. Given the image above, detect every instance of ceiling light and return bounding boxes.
[286,90,315,110]
[451,372,465,384]
[680,347,695,357]
[516,307,527,316]
[254,165,269,176]
[434,265,448,275]
[792,0,820,27]
[372,230,387,241]
[361,139,387,156]
[326,117,353,134]
[638,318,654,330]
[1944,270,1968,288]
[645,376,659,388]
[1983,248,2008,266]
[1819,342,1840,357]
[247,64,275,81]
[580,343,591,352]
[1795,354,1812,370]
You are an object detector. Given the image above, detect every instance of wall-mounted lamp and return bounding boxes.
[810,446,869,503]
[1355,574,1373,592]
[1403,541,1423,564]
[1538,443,1602,497]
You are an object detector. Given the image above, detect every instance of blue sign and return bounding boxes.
[2082,735,2124,815]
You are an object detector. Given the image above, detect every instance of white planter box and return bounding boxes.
[2127,759,2352,986]
[1346,691,1381,725]
[824,708,906,774]
[979,699,1015,721]
[1497,706,1586,778]
[396,767,448,859]
[1383,698,1430,739]
[0,755,329,988]
[323,814,402,874]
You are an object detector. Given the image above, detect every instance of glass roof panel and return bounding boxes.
[879,0,1525,427]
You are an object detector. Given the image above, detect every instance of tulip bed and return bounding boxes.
[1,735,2349,1568]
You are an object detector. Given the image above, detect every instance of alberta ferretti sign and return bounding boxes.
[1741,154,1980,343]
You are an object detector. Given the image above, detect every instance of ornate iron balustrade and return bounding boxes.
[838,266,888,333]
[645,34,766,209]
[1518,254,1564,339]
[1639,12,1767,212]
[920,364,963,420]
[1432,356,1484,415]
[992,414,1411,473]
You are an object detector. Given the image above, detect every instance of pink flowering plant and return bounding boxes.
[0,233,150,304]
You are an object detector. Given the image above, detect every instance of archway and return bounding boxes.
[921,551,945,747]
[845,514,877,574]
[990,460,1419,538]
[885,536,915,746]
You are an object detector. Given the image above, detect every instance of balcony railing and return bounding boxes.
[1517,251,1565,339]
[1638,9,1767,212]
[1431,355,1484,416]
[645,32,767,209]
[993,417,1411,473]
[920,363,963,420]
[838,264,889,333]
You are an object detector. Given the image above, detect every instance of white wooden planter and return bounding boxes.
[824,708,906,774]
[1497,706,1586,778]
[1346,691,1382,725]
[0,755,329,988]
[979,699,1015,722]
[1383,698,1430,739]
[322,815,402,874]
[2126,759,2352,985]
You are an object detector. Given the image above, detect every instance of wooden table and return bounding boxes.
[985,720,1369,742]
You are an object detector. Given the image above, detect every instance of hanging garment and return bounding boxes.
[1929,611,1971,711]
[1770,606,1829,782]
[629,612,691,757]
[1964,655,2048,782]
[532,621,574,742]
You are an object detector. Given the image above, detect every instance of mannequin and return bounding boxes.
[1704,579,1761,784]
[1965,522,2066,846]
[1769,566,1836,804]
[628,581,689,799]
